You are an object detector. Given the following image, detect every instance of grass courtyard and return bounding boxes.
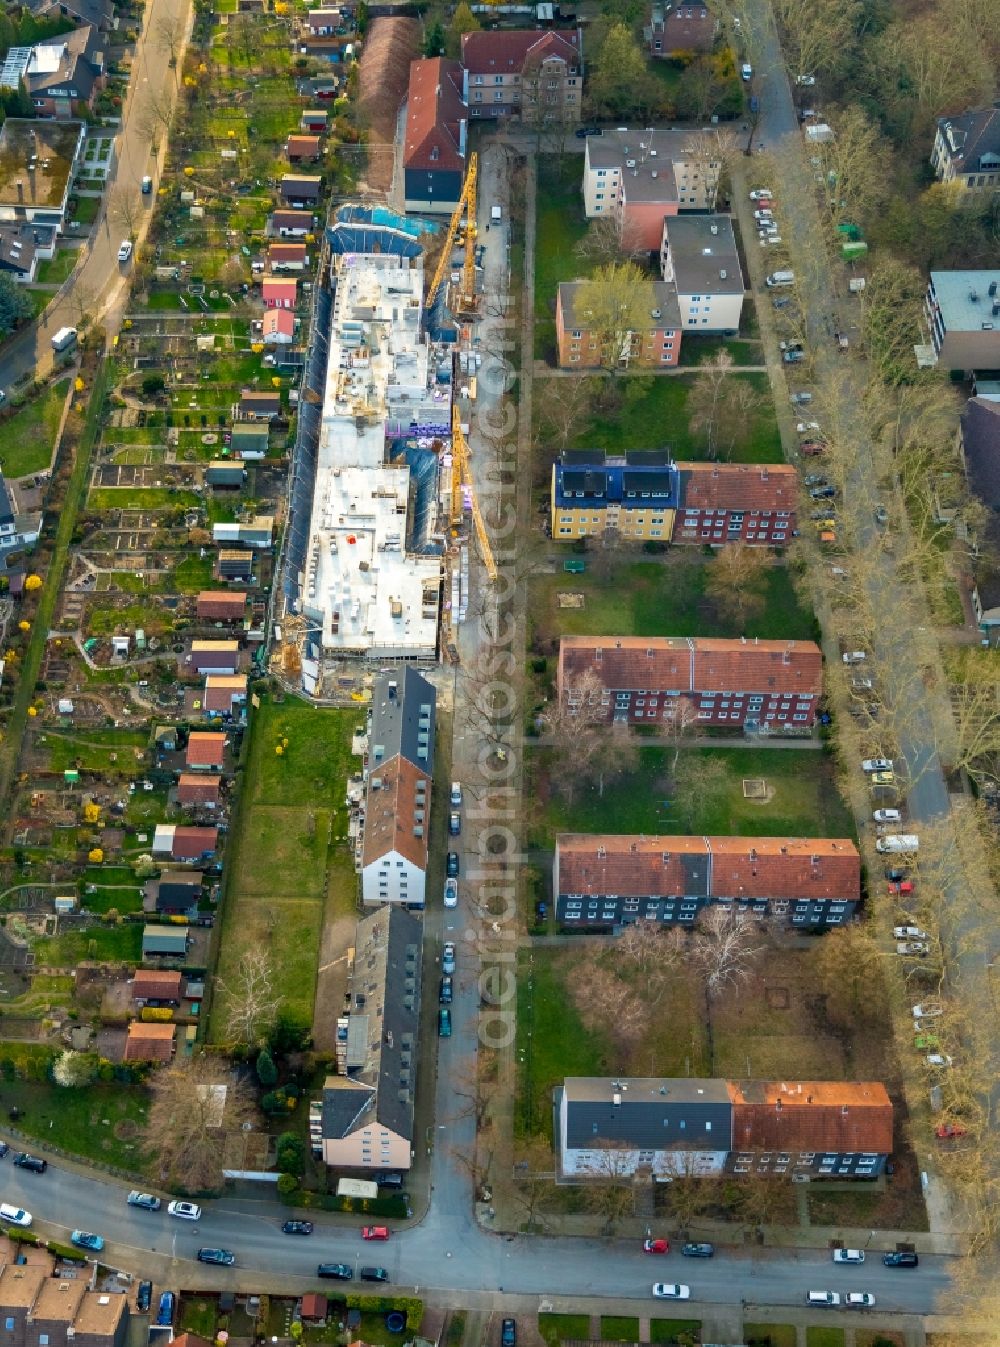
[524,744,852,851]
[527,556,816,652]
[0,379,70,479]
[209,696,356,1040]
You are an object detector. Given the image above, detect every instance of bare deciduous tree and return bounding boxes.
[535,374,595,455]
[144,1056,254,1192]
[219,948,282,1050]
[155,12,186,67]
[109,186,143,242]
[690,906,765,998]
[704,542,772,625]
[579,1144,638,1233]
[574,215,646,268]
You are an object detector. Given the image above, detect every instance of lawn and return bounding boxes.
[35,922,143,965]
[525,745,854,851]
[81,885,144,915]
[6,1078,148,1173]
[37,727,149,774]
[806,1331,844,1347]
[89,487,200,511]
[539,1315,592,1347]
[649,1322,701,1344]
[0,379,70,479]
[162,553,216,593]
[745,1327,796,1347]
[178,1297,218,1338]
[516,946,611,1137]
[35,250,79,286]
[534,157,591,360]
[71,195,101,225]
[528,557,815,650]
[560,373,783,463]
[601,1318,639,1341]
[209,697,356,1040]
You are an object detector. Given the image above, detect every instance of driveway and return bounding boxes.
[0,0,192,388]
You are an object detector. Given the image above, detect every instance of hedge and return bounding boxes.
[344,1296,423,1330]
[282,1190,408,1219]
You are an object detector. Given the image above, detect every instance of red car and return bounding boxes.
[935,1123,967,1140]
[361,1226,390,1241]
[643,1238,669,1254]
[887,880,915,896]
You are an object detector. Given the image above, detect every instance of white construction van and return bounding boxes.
[766,270,795,288]
[51,326,78,352]
[490,205,502,223]
[876,834,920,854]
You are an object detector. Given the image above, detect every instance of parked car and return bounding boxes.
[446,852,460,878]
[749,189,773,200]
[167,1201,201,1220]
[804,474,826,486]
[156,1293,175,1327]
[875,809,902,823]
[741,61,752,79]
[845,1294,874,1308]
[317,1263,353,1280]
[117,240,133,263]
[800,439,825,455]
[874,504,889,525]
[141,175,153,194]
[502,1320,516,1347]
[652,1284,690,1300]
[851,677,873,691]
[681,1243,715,1258]
[127,1192,161,1211]
[362,1226,390,1241]
[883,1251,918,1268]
[137,1282,152,1313]
[438,1007,453,1037]
[833,1249,865,1264]
[809,485,836,498]
[870,770,895,787]
[71,1231,105,1252]
[935,1123,967,1139]
[12,1153,47,1173]
[807,1292,841,1307]
[575,126,603,138]
[897,941,929,956]
[783,350,805,362]
[753,209,774,220]
[448,812,461,836]
[439,975,454,1004]
[442,941,456,975]
[0,1143,8,1159]
[912,1002,943,1019]
[790,392,813,404]
[361,1266,390,1282]
[893,925,927,939]
[862,758,893,773]
[927,1052,953,1067]
[0,1205,32,1227]
[281,1220,314,1235]
[773,297,793,309]
[643,1238,669,1253]
[444,878,458,908]
[796,73,817,84]
[197,1248,235,1266]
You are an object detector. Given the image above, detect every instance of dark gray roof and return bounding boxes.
[961,397,1000,510]
[369,667,436,776]
[938,103,1000,172]
[662,214,743,296]
[321,1076,375,1139]
[562,1076,733,1150]
[31,0,116,30]
[323,905,422,1145]
[148,875,201,910]
[0,473,13,528]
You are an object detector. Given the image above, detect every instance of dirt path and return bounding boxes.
[311,910,356,1052]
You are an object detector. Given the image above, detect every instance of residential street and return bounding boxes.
[0,0,191,388]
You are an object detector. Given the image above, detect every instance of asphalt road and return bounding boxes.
[0,1156,953,1311]
[0,0,190,389]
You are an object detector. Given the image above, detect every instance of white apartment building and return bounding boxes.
[660,213,745,333]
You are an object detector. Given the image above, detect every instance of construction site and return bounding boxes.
[277,156,497,694]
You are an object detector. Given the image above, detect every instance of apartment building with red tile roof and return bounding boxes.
[727,1079,894,1165]
[554,832,860,929]
[675,461,798,544]
[557,635,823,729]
[403,57,466,214]
[461,28,583,124]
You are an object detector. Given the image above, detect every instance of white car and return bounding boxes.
[741,62,752,80]
[117,240,133,263]
[893,926,928,940]
[749,189,773,201]
[797,421,820,433]
[842,651,866,665]
[874,809,901,823]
[760,237,783,247]
[753,209,774,220]
[167,1200,202,1220]
[862,758,893,773]
[0,1204,32,1227]
[912,1003,943,1020]
[653,1284,691,1300]
[927,1053,953,1068]
[832,1249,865,1264]
[845,1294,875,1308]
[796,73,817,85]
[444,878,458,909]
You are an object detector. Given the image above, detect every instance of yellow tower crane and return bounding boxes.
[451,403,497,583]
[426,153,479,315]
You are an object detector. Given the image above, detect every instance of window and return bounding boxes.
[5,1322,14,1334]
